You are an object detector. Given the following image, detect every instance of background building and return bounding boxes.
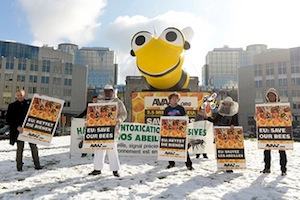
[203,44,268,88]
[0,41,87,126]
[238,47,300,132]
[58,44,117,89]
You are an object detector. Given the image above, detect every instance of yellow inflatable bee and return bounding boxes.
[130,27,193,90]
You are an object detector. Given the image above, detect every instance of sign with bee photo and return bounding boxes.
[18,94,65,146]
[256,103,293,150]
[158,116,189,162]
[187,121,214,155]
[215,126,246,170]
[83,102,117,150]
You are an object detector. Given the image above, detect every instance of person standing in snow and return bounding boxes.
[6,89,43,171]
[194,109,209,159]
[75,95,98,157]
[88,85,127,177]
[209,96,239,173]
[164,92,194,170]
[259,88,287,176]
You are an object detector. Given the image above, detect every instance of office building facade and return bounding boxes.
[203,44,268,88]
[58,44,117,89]
[238,47,300,132]
[0,41,87,123]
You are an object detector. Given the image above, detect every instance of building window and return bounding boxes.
[5,74,13,81]
[17,75,26,82]
[18,62,26,70]
[65,63,73,75]
[40,87,49,95]
[42,60,51,72]
[254,65,262,76]
[291,78,300,85]
[266,79,275,87]
[53,77,61,85]
[266,63,274,75]
[63,89,71,96]
[6,61,14,69]
[29,75,38,83]
[52,88,61,96]
[64,78,72,86]
[28,86,37,94]
[30,64,38,71]
[279,89,288,98]
[278,62,287,75]
[279,78,287,86]
[291,65,300,73]
[41,76,49,84]
[255,80,262,88]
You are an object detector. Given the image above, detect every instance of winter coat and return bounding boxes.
[6,99,30,145]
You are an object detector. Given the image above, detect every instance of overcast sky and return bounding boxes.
[1,0,300,84]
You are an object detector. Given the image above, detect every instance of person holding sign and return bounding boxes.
[88,85,127,177]
[194,109,209,159]
[260,88,287,176]
[210,96,239,173]
[6,89,42,171]
[75,95,98,157]
[164,92,194,170]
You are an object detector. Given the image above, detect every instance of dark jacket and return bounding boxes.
[209,113,239,126]
[6,99,30,145]
[75,107,88,118]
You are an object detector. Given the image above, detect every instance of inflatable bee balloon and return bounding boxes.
[130,27,194,90]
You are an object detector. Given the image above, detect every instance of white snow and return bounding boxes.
[0,136,299,200]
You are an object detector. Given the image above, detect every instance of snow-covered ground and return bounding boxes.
[0,136,299,200]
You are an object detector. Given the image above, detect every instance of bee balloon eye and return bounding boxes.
[159,28,184,47]
[131,31,153,52]
[166,31,177,42]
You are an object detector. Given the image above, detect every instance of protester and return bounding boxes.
[260,88,287,176]
[209,96,239,173]
[88,85,127,177]
[76,95,98,118]
[194,109,208,159]
[6,89,43,171]
[75,95,98,157]
[164,92,194,170]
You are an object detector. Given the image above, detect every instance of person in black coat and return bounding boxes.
[75,96,98,118]
[75,95,98,157]
[164,92,194,170]
[208,96,239,173]
[6,89,42,171]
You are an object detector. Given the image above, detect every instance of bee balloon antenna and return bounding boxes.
[153,26,157,37]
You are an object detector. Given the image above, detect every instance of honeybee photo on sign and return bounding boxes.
[215,126,246,170]
[158,116,188,162]
[83,102,117,150]
[256,103,293,150]
[18,94,64,146]
[188,120,214,155]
